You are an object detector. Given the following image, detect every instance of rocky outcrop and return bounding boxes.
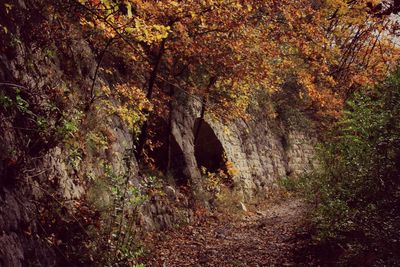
[170,95,317,200]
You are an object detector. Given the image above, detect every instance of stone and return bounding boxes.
[239,201,248,212]
[256,211,266,216]
[165,186,177,201]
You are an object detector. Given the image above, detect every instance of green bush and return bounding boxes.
[278,175,311,193]
[308,70,400,265]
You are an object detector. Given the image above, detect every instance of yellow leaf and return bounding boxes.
[246,4,252,12]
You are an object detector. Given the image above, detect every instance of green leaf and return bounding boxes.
[126,2,133,18]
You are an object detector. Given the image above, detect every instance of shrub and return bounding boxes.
[307,70,400,265]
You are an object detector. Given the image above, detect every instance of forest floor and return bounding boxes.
[141,196,324,267]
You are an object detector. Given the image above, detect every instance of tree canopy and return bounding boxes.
[73,0,400,123]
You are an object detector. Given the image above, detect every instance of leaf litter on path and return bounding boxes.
[141,197,317,267]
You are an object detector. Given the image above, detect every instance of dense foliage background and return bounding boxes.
[308,70,400,266]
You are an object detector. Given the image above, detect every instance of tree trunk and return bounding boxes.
[166,84,175,175]
[135,39,167,159]
[194,76,217,145]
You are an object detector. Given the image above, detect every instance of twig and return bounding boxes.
[88,37,116,109]
[29,181,92,239]
[0,82,28,90]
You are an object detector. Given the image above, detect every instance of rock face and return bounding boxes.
[0,0,316,265]
[170,96,317,200]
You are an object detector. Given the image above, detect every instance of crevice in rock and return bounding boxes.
[280,134,292,177]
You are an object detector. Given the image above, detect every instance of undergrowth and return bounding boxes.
[281,70,400,266]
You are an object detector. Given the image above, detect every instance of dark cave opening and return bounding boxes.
[193,118,226,173]
[149,119,188,186]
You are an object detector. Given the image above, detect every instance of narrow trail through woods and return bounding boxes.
[142,197,318,267]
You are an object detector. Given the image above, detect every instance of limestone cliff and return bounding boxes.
[170,95,317,200]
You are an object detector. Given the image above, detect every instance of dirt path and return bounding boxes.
[142,197,316,267]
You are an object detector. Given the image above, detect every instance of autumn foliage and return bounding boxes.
[72,0,400,124]
[1,0,400,265]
